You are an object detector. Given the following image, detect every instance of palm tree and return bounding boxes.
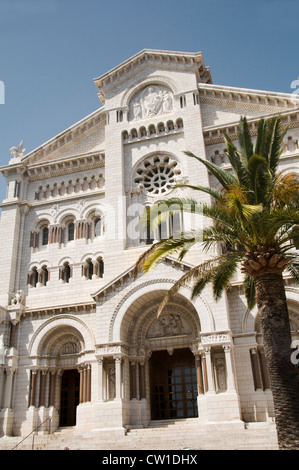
[134,116,299,450]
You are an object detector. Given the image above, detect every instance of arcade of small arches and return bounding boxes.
[122,118,184,142]
[30,213,104,250]
[27,255,104,287]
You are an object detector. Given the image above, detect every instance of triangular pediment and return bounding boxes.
[92,256,194,302]
[5,107,106,177]
[93,49,212,104]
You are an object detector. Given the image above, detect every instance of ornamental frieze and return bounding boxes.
[201,332,231,345]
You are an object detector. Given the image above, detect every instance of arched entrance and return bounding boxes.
[59,369,80,427]
[150,348,198,420]
[28,316,94,431]
[117,287,202,426]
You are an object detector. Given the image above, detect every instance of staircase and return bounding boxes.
[0,419,278,450]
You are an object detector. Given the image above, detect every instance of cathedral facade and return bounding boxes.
[0,49,299,439]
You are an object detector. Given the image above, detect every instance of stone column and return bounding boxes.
[87,364,91,402]
[130,360,137,399]
[204,346,215,393]
[39,370,47,407]
[201,353,208,393]
[259,348,270,390]
[250,347,263,391]
[139,360,146,399]
[97,357,104,401]
[223,344,236,391]
[114,356,122,399]
[49,370,56,407]
[29,370,37,407]
[82,366,87,403]
[79,366,84,403]
[195,353,204,394]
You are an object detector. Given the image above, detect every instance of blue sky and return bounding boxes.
[0,0,298,201]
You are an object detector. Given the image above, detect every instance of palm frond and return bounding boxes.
[171,183,225,202]
[267,116,288,174]
[254,118,266,156]
[156,257,225,317]
[286,261,299,285]
[141,236,197,274]
[184,151,236,190]
[211,254,241,300]
[238,116,254,164]
[243,275,256,310]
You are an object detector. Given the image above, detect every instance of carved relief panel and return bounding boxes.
[147,313,190,339]
[129,85,174,121]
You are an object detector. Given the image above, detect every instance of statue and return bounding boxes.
[9,141,26,162]
[10,290,25,306]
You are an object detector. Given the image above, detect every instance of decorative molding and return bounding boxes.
[27,152,105,181]
[201,332,231,345]
[94,49,211,101]
[203,110,299,146]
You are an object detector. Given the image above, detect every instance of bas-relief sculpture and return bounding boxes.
[131,85,173,121]
[147,313,187,338]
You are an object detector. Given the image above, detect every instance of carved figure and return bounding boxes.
[131,85,173,120]
[10,290,25,306]
[133,99,142,120]
[9,141,25,160]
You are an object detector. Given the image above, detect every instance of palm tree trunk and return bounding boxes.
[255,272,299,450]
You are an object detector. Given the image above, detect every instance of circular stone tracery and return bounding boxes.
[134,155,181,195]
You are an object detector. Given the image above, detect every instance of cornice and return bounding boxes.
[92,255,193,302]
[93,49,212,103]
[0,151,105,182]
[0,107,106,174]
[22,301,96,317]
[198,82,299,109]
[203,109,299,146]
[26,151,105,181]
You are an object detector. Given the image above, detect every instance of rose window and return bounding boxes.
[134,155,181,195]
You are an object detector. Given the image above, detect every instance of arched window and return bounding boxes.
[42,226,49,246]
[60,262,72,283]
[68,222,75,241]
[28,267,39,287]
[82,258,93,280]
[97,257,104,278]
[94,217,102,237]
[40,265,49,286]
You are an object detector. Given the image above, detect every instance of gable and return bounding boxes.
[21,107,106,168]
[92,256,194,302]
[93,49,212,104]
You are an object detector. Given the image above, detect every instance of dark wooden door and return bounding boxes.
[59,369,80,427]
[150,349,198,420]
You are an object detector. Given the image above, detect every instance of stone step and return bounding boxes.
[0,419,279,451]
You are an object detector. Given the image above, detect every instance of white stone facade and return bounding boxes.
[0,49,299,438]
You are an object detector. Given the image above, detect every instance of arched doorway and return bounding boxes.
[150,348,198,420]
[59,369,80,427]
[28,316,94,431]
[117,287,202,426]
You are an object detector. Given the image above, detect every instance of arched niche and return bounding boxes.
[29,315,95,357]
